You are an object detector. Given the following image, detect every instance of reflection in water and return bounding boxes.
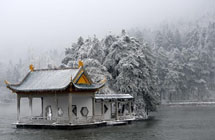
[1,103,215,140]
[142,116,160,128]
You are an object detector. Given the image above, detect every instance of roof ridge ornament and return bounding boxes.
[29,64,34,71]
[4,80,9,85]
[78,60,84,68]
[99,77,107,84]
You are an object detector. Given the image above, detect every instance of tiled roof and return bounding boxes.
[8,68,80,92]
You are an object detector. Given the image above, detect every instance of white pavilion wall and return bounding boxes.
[104,102,111,120]
[95,102,101,115]
[42,96,56,118]
[42,93,94,121]
[57,94,69,120]
[72,93,93,120]
[43,93,69,120]
[95,102,111,120]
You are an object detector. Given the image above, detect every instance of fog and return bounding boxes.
[0,0,214,62]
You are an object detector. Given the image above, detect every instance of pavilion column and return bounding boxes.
[17,94,21,122]
[123,102,125,118]
[101,100,104,119]
[55,93,58,122]
[68,93,73,123]
[128,100,132,117]
[29,96,33,118]
[110,102,112,119]
[41,97,44,117]
[92,97,95,120]
[115,100,119,120]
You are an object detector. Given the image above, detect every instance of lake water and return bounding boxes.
[1,103,215,140]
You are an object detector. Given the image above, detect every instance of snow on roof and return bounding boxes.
[8,68,80,92]
[74,84,105,90]
[95,94,133,100]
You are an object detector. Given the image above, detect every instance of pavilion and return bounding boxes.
[5,61,134,129]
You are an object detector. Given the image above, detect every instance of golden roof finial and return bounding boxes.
[29,64,34,71]
[100,77,107,84]
[78,60,83,68]
[4,80,9,85]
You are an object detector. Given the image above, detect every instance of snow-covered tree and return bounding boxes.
[62,31,160,117]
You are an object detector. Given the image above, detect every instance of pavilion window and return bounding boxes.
[118,103,123,116]
[104,104,108,114]
[80,107,89,117]
[45,105,52,120]
[122,104,125,114]
[58,107,64,117]
[72,105,77,116]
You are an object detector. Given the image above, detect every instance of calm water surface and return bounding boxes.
[1,103,215,140]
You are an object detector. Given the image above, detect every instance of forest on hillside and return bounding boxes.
[1,14,215,115]
[129,14,215,102]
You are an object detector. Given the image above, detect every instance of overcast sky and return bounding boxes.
[0,0,214,63]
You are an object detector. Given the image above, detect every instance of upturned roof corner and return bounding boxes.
[29,64,34,71]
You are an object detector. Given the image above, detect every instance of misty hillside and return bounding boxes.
[129,16,215,103]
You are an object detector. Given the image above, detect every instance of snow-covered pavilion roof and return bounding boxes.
[6,67,105,93]
[95,94,133,100]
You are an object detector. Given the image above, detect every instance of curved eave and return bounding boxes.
[5,71,32,92]
[6,84,70,93]
[73,83,105,91]
[6,82,106,93]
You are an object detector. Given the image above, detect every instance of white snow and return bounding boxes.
[10,68,80,91]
